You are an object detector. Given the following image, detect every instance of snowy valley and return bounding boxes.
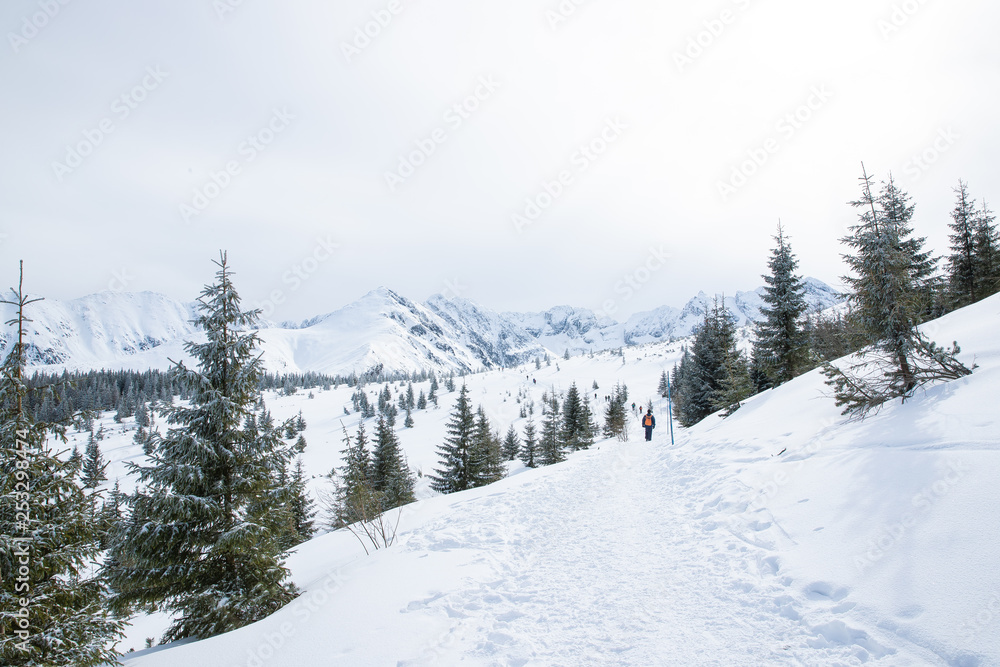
[62,292,1000,666]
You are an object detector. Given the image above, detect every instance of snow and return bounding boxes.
[7,280,843,377]
[95,293,999,665]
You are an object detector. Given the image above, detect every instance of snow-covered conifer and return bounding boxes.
[105,253,296,642]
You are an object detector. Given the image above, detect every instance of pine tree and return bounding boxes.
[105,253,296,642]
[947,180,979,307]
[753,223,810,386]
[539,395,565,465]
[560,383,591,451]
[603,382,629,441]
[841,169,936,392]
[714,348,754,417]
[502,425,520,461]
[329,423,371,528]
[287,457,315,545]
[403,407,414,428]
[685,299,737,424]
[428,375,439,406]
[578,395,597,449]
[657,370,669,398]
[371,415,415,510]
[825,167,971,417]
[973,201,1000,299]
[0,262,124,666]
[431,385,476,493]
[519,418,539,468]
[671,348,697,427]
[134,401,150,428]
[81,431,108,490]
[470,409,505,486]
[417,390,427,410]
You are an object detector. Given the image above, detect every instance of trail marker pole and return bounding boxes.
[666,375,675,446]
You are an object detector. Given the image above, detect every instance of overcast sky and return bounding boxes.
[1,0,998,322]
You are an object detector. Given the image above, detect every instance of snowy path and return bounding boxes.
[393,436,887,666]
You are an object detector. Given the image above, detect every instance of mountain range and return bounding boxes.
[0,279,843,376]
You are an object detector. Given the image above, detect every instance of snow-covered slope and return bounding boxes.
[8,279,843,376]
[105,293,998,666]
[257,287,491,376]
[0,291,198,369]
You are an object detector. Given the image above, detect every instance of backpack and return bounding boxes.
[643,414,653,427]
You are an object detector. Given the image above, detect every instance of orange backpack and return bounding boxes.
[643,414,653,427]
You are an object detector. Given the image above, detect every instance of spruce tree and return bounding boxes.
[671,349,697,427]
[470,410,505,486]
[428,375,439,407]
[714,348,754,417]
[825,167,971,416]
[657,370,669,398]
[603,383,629,441]
[98,480,127,550]
[134,401,150,429]
[973,201,1000,299]
[286,457,316,546]
[519,418,539,468]
[840,169,936,393]
[329,423,371,528]
[502,425,520,461]
[371,415,415,510]
[81,431,108,490]
[105,253,296,642]
[686,299,737,424]
[0,262,124,666]
[560,383,589,451]
[431,385,476,493]
[753,223,810,386]
[539,395,565,465]
[947,180,979,307]
[579,395,597,449]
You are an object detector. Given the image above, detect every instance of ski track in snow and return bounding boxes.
[392,438,890,666]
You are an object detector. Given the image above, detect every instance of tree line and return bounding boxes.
[671,171,993,426]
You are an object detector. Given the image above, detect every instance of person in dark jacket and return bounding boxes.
[642,408,655,442]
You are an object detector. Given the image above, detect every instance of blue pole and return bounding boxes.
[666,374,675,446]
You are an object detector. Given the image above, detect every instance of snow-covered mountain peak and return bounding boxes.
[8,278,846,375]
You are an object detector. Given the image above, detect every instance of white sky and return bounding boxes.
[1,0,998,322]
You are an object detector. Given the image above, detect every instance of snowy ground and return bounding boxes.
[90,295,999,666]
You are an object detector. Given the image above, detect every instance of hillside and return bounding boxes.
[91,293,1000,665]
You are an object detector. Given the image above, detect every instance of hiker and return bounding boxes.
[642,408,655,442]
